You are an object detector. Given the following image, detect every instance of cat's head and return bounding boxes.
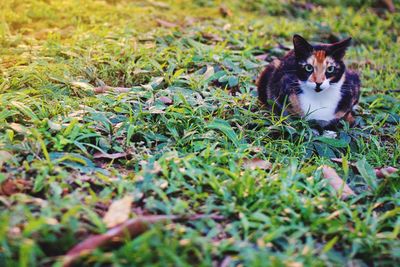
[293,34,351,93]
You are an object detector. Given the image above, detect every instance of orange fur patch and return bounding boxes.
[344,112,355,125]
[335,111,346,119]
[289,94,303,116]
[314,50,326,63]
[272,59,281,68]
[310,50,327,83]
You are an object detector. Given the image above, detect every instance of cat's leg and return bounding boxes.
[344,111,355,126]
[322,110,355,130]
[257,64,275,105]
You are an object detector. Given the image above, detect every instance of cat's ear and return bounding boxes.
[293,34,313,59]
[329,37,352,60]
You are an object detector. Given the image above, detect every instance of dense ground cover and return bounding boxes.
[0,0,399,266]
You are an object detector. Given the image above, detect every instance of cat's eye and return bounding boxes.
[326,66,335,73]
[304,64,314,72]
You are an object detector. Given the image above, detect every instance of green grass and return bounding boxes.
[0,0,399,266]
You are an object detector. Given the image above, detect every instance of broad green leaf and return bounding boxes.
[314,142,336,158]
[356,158,378,190]
[207,119,240,147]
[314,136,349,148]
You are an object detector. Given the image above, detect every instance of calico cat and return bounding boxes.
[257,34,360,129]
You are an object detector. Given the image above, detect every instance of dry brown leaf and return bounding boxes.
[219,5,232,17]
[202,65,215,80]
[93,152,128,160]
[381,0,395,12]
[242,158,272,170]
[103,196,133,228]
[255,53,269,61]
[202,32,223,42]
[320,165,355,199]
[331,158,398,178]
[220,256,233,267]
[184,17,197,26]
[331,157,358,172]
[156,19,178,28]
[71,81,93,91]
[9,123,30,134]
[148,1,170,9]
[158,96,173,105]
[67,110,87,120]
[0,151,13,166]
[93,86,131,94]
[0,179,32,196]
[62,214,223,267]
[141,161,162,174]
[287,262,303,267]
[223,23,231,31]
[375,167,398,178]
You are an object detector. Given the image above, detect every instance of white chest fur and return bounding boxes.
[298,79,344,121]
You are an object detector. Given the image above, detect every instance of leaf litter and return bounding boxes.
[62,214,224,267]
[320,165,356,199]
[103,195,133,228]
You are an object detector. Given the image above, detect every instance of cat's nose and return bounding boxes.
[315,83,323,92]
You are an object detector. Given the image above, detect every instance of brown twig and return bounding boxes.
[62,214,223,267]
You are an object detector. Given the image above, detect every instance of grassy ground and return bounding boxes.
[0,0,399,266]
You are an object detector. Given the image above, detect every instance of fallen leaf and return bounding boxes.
[155,179,168,189]
[255,53,269,61]
[203,65,215,80]
[148,1,170,9]
[93,152,128,160]
[140,161,162,174]
[219,5,232,17]
[9,123,30,134]
[48,120,62,131]
[67,110,87,119]
[185,17,197,26]
[223,23,231,31]
[9,226,22,237]
[0,179,32,196]
[0,151,13,165]
[293,2,316,11]
[155,19,178,28]
[93,86,131,94]
[103,196,133,228]
[375,167,398,178]
[71,81,93,91]
[287,262,304,267]
[147,106,166,114]
[331,158,351,165]
[331,158,398,178]
[202,32,223,42]
[320,165,355,199]
[62,214,223,267]
[242,158,272,170]
[158,96,173,105]
[381,0,395,13]
[220,256,232,267]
